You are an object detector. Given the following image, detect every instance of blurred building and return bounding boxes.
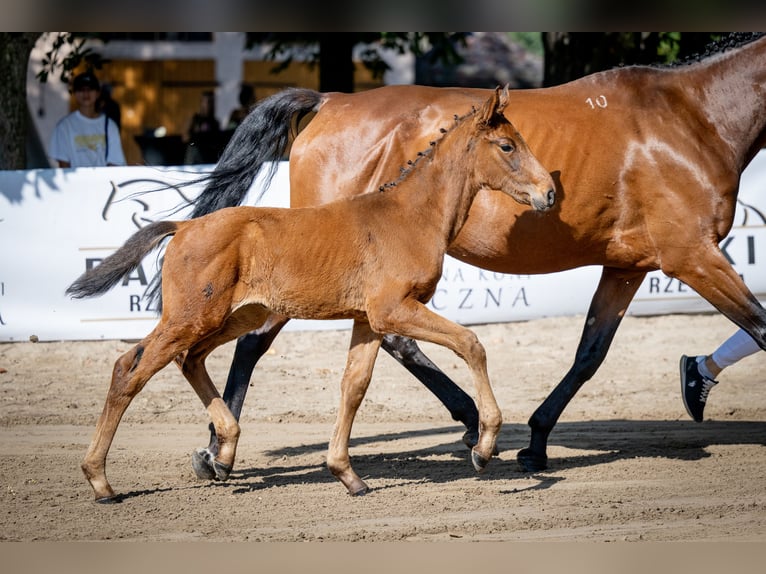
[26,33,410,167]
[26,32,540,168]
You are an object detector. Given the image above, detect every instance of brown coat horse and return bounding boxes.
[68,88,555,502]
[186,33,766,476]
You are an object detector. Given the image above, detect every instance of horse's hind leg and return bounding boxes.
[196,313,289,475]
[518,267,645,472]
[382,335,480,448]
[671,245,766,350]
[81,328,191,502]
[326,321,383,495]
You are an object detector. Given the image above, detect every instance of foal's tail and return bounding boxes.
[66,221,179,299]
[189,87,324,218]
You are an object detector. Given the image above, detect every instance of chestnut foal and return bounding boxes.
[68,87,554,502]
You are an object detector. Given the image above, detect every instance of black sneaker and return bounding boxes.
[680,355,718,422]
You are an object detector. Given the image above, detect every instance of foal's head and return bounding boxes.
[464,86,555,212]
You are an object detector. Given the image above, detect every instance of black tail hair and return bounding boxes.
[66,221,178,299]
[189,87,323,218]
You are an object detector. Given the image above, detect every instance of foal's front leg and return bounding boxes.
[371,299,502,471]
[327,320,383,495]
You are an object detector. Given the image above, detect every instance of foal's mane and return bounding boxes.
[377,106,479,193]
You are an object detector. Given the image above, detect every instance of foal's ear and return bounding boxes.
[476,84,510,128]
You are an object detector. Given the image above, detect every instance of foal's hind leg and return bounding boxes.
[81,327,192,502]
[194,313,290,479]
[370,299,502,472]
[181,342,242,482]
[326,321,383,495]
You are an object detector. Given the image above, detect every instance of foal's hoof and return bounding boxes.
[471,448,491,473]
[213,460,233,481]
[191,448,217,480]
[95,495,122,504]
[348,485,369,497]
[344,478,369,496]
[516,447,548,472]
[462,430,499,455]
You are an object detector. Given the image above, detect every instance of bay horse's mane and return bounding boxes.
[378,107,479,193]
[667,32,765,67]
[599,33,766,77]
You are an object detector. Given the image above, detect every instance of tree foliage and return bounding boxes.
[542,32,723,86]
[246,33,468,92]
[35,32,108,85]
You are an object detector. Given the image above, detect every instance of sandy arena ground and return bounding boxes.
[0,312,764,544]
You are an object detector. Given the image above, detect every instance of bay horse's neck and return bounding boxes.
[681,35,766,167]
[386,123,481,247]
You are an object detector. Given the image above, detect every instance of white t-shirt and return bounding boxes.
[49,111,126,167]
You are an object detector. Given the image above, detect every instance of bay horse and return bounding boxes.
[67,88,555,502]
[186,32,766,477]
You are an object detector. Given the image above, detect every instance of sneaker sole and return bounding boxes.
[679,355,702,423]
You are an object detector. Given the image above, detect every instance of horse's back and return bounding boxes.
[290,68,747,274]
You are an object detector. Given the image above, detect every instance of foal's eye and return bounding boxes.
[499,143,514,153]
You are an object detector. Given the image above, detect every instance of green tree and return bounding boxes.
[542,32,722,86]
[0,33,41,170]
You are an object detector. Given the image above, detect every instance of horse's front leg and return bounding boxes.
[382,334,480,448]
[518,267,645,472]
[192,313,289,480]
[327,321,383,496]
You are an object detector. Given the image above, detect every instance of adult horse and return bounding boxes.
[189,33,766,475]
[68,88,555,502]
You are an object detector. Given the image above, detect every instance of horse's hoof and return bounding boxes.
[516,447,548,472]
[95,495,121,504]
[213,460,233,481]
[348,486,369,496]
[471,448,491,473]
[191,448,217,480]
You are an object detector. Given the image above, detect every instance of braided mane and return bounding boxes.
[377,106,478,193]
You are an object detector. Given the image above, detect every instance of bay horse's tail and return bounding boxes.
[189,87,324,218]
[66,221,179,299]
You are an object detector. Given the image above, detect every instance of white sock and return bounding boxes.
[711,329,761,369]
[696,356,716,380]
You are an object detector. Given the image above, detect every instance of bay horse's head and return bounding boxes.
[471,86,555,212]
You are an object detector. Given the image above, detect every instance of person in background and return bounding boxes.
[680,328,762,422]
[226,83,255,130]
[49,71,126,168]
[98,82,122,132]
[185,90,220,164]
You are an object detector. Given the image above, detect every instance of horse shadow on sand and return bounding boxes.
[110,419,765,502]
[159,419,764,499]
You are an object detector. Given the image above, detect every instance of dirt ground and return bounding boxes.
[1,312,764,543]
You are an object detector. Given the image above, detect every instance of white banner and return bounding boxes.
[1,154,765,342]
